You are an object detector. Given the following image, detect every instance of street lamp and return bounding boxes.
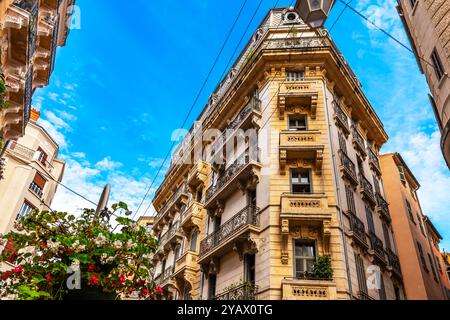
[295,0,335,28]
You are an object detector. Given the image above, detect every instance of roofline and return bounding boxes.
[382,152,420,189]
[423,216,443,240]
[28,120,60,152]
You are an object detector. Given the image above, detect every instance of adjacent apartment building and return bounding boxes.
[0,108,64,235]
[396,0,450,168]
[380,153,448,300]
[150,8,404,300]
[0,0,76,151]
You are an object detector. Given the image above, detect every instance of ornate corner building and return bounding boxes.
[0,0,76,144]
[150,8,405,300]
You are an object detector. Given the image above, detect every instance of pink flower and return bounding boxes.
[119,274,126,283]
[88,264,95,272]
[46,273,52,282]
[155,286,163,294]
[136,279,144,286]
[40,242,46,249]
[89,274,99,286]
[142,288,150,295]
[13,265,23,273]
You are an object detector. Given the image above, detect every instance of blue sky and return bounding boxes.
[33,0,450,249]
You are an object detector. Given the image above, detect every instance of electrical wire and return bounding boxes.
[133,0,252,219]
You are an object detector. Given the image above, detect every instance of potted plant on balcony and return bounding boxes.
[311,255,333,280]
[0,202,162,300]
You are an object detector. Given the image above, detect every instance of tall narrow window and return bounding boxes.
[286,70,304,82]
[431,48,445,80]
[17,202,35,220]
[373,176,381,195]
[339,132,347,154]
[247,189,257,207]
[355,254,368,299]
[428,254,438,282]
[214,216,221,232]
[417,241,428,272]
[37,147,48,165]
[291,169,312,193]
[288,114,307,131]
[365,206,375,233]
[405,200,415,223]
[382,223,391,250]
[30,172,46,198]
[357,158,364,176]
[379,272,387,300]
[174,245,180,265]
[345,185,356,214]
[398,166,406,184]
[208,274,217,299]
[417,214,426,236]
[196,188,203,203]
[293,240,316,278]
[190,231,198,252]
[244,253,256,284]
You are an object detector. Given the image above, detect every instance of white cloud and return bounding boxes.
[43,110,70,130]
[48,92,59,101]
[37,118,68,149]
[95,157,123,171]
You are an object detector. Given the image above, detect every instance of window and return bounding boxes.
[428,254,438,282]
[286,70,304,82]
[37,147,48,165]
[382,223,391,250]
[293,240,316,278]
[431,48,445,80]
[417,214,426,236]
[394,286,401,300]
[291,169,312,193]
[365,206,375,233]
[373,176,381,195]
[405,200,415,223]
[196,188,203,203]
[244,253,256,284]
[345,185,356,214]
[417,241,428,272]
[436,256,443,274]
[398,166,406,184]
[208,274,217,299]
[30,172,46,198]
[247,189,256,206]
[174,245,180,264]
[288,114,307,131]
[379,272,387,300]
[190,231,198,252]
[339,132,347,154]
[17,202,35,220]
[214,216,221,232]
[355,254,368,298]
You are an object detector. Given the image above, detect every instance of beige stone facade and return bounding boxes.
[0,0,75,144]
[397,0,450,168]
[150,8,405,300]
[0,108,64,235]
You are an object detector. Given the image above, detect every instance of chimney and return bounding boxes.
[30,108,40,122]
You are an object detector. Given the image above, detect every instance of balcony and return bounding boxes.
[214,283,258,300]
[210,97,261,165]
[339,151,358,186]
[358,291,374,300]
[180,201,205,233]
[29,181,43,198]
[333,101,350,135]
[158,266,176,288]
[369,231,386,265]
[376,193,391,223]
[174,251,199,275]
[359,175,376,207]
[368,148,381,176]
[154,183,189,227]
[280,193,331,224]
[205,149,261,210]
[199,205,260,263]
[277,81,319,120]
[348,211,368,250]
[352,127,367,158]
[6,141,55,173]
[279,130,324,175]
[187,160,210,190]
[281,278,337,300]
[386,248,402,279]
[162,221,183,250]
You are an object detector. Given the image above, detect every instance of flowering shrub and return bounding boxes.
[0,203,161,300]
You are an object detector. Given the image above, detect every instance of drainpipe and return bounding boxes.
[321,79,353,300]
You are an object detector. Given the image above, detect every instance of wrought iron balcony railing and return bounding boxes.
[339,150,358,186]
[29,182,43,198]
[154,183,188,224]
[205,148,260,203]
[6,141,55,172]
[386,248,402,277]
[358,291,374,300]
[333,101,350,134]
[359,175,376,206]
[200,205,260,257]
[349,211,368,248]
[368,147,381,175]
[376,193,391,222]
[369,231,386,263]
[352,127,367,157]
[162,266,174,281]
[214,283,258,300]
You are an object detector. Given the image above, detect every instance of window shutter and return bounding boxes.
[33,172,46,189]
